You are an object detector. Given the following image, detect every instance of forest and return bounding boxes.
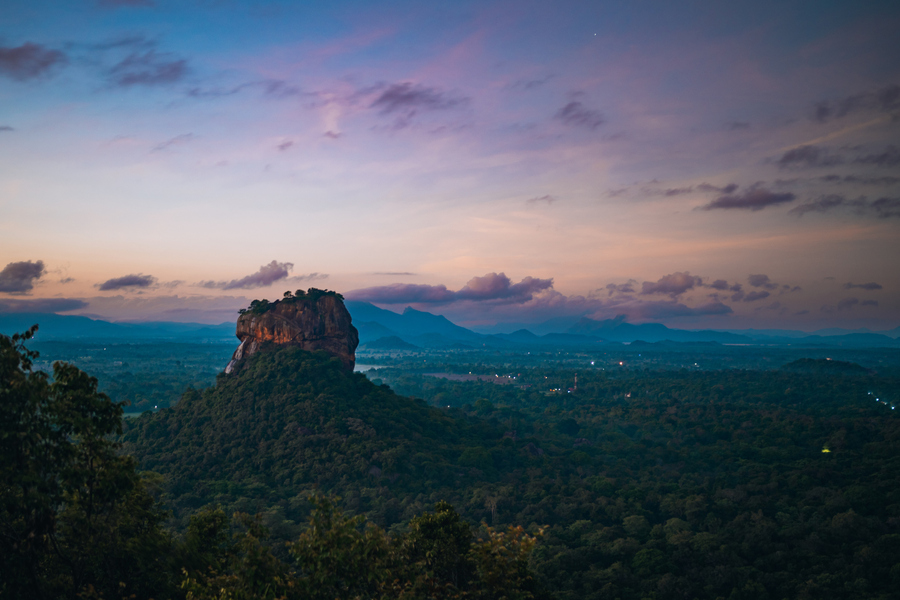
[3,325,900,599]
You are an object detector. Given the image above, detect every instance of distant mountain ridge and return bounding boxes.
[2,306,898,348]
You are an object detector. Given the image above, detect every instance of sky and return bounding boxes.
[1,0,899,331]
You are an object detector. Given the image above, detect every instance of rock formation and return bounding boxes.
[225,289,359,373]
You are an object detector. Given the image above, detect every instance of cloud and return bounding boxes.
[789,195,900,219]
[625,300,732,320]
[748,274,778,290]
[701,188,795,211]
[0,260,46,293]
[861,300,878,307]
[813,84,900,122]
[0,43,66,81]
[696,183,739,194]
[277,140,293,151]
[743,290,770,302]
[640,272,702,297]
[199,260,295,290]
[605,282,636,296]
[0,126,13,132]
[526,195,557,205]
[368,82,467,128]
[347,272,553,305]
[843,282,882,290]
[854,145,900,167]
[817,174,900,186]
[152,133,193,152]
[709,279,730,290]
[505,75,554,91]
[108,50,187,86]
[373,272,416,276]
[555,101,604,130]
[837,297,859,311]
[776,145,844,169]
[97,273,157,291]
[0,298,88,313]
[726,121,750,130]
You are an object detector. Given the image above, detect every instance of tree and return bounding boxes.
[0,326,174,600]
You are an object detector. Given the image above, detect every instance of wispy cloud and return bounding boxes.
[790,195,900,219]
[701,188,795,211]
[0,43,66,80]
[555,100,604,130]
[843,281,882,290]
[0,298,88,313]
[813,83,900,123]
[108,50,187,86]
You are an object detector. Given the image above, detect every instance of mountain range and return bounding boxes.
[2,303,899,348]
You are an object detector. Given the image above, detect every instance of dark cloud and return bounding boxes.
[0,298,88,313]
[641,272,702,297]
[726,121,750,130]
[0,43,66,81]
[368,83,467,128]
[844,282,882,290]
[748,274,778,290]
[97,274,156,291]
[605,282,636,296]
[776,145,844,169]
[743,290,770,302]
[505,75,554,91]
[0,126,13,132]
[527,195,557,205]
[323,131,341,139]
[152,133,193,152]
[0,260,46,293]
[108,50,187,86]
[348,272,553,305]
[861,300,879,307]
[277,140,294,151]
[790,195,900,219]
[199,260,295,290]
[701,188,795,211]
[627,300,732,320]
[817,174,900,186]
[813,84,900,123]
[837,297,859,311]
[696,183,739,194]
[555,101,604,130]
[709,279,729,290]
[854,145,900,167]
[662,187,693,196]
[186,79,300,100]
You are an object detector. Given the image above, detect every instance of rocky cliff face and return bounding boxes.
[225,291,358,373]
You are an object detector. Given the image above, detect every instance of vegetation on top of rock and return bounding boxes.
[238,288,345,316]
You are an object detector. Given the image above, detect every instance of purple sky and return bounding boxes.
[1,0,898,330]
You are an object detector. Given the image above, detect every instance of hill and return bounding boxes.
[122,347,484,526]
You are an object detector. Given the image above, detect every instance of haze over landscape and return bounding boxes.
[2,0,899,331]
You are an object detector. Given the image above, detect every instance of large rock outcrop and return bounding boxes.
[225,290,358,373]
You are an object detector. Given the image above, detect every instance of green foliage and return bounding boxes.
[238,288,345,316]
[1,327,175,600]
